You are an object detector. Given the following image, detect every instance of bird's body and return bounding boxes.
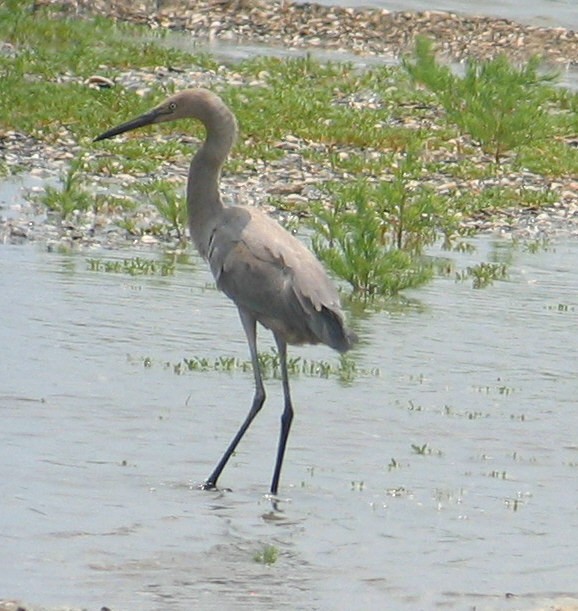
[208,205,353,351]
[95,88,356,496]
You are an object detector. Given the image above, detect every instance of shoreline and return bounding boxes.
[52,0,578,65]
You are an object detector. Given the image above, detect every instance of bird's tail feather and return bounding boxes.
[315,307,358,353]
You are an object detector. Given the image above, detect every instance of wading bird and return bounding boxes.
[95,89,357,496]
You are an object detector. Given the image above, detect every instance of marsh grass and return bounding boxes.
[3,1,576,180]
[309,146,462,296]
[451,184,559,220]
[87,256,175,276]
[403,37,559,164]
[133,179,188,242]
[253,545,279,565]
[34,153,140,222]
[516,140,578,177]
[456,262,509,289]
[137,349,378,382]
[38,156,93,219]
[0,0,210,142]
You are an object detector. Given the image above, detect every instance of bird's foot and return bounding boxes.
[198,480,217,491]
[198,480,232,492]
[264,493,291,513]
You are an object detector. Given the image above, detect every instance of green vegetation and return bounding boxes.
[2,0,577,303]
[411,443,443,457]
[87,256,176,276]
[403,37,558,163]
[411,443,429,455]
[134,179,188,242]
[139,349,379,383]
[253,544,279,565]
[37,156,93,220]
[456,261,508,289]
[310,145,459,296]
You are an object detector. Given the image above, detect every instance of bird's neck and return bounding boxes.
[187,110,237,258]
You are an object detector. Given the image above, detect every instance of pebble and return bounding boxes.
[85,75,115,88]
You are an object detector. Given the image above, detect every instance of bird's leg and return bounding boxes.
[202,309,265,491]
[270,335,294,497]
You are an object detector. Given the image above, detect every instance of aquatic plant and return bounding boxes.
[411,443,442,456]
[87,256,175,276]
[455,261,508,289]
[136,349,379,382]
[309,146,451,297]
[411,443,429,455]
[253,544,279,565]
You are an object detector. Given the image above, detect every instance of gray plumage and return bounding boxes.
[95,88,357,496]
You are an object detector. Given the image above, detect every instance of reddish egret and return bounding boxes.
[94,89,357,496]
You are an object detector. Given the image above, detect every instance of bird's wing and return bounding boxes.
[206,207,352,349]
[210,207,341,312]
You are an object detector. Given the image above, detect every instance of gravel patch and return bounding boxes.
[44,0,578,66]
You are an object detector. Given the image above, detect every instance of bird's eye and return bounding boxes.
[169,102,177,112]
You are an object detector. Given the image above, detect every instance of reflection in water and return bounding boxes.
[1,237,578,609]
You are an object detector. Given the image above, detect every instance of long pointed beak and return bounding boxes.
[93,109,160,142]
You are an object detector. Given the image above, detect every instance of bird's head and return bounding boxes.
[93,88,229,142]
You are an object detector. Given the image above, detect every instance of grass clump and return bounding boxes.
[456,262,508,289]
[515,140,578,177]
[403,37,558,163]
[138,349,379,382]
[38,156,93,219]
[253,544,279,565]
[133,179,188,243]
[87,256,175,276]
[450,184,559,220]
[310,146,456,297]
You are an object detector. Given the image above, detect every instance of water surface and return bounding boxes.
[1,235,577,610]
[2,3,578,606]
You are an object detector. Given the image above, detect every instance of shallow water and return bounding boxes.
[1,232,577,610]
[2,3,578,606]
